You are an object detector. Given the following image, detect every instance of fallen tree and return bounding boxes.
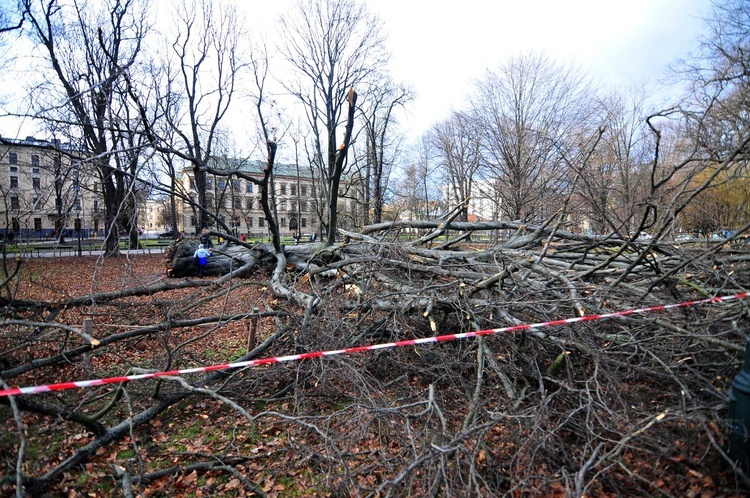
[1,214,750,496]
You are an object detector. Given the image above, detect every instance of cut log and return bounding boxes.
[170,241,259,278]
[168,240,331,278]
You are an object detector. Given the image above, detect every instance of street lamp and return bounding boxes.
[74,205,82,256]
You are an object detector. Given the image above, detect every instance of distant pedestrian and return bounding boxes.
[200,228,213,249]
[193,244,211,277]
[240,233,246,243]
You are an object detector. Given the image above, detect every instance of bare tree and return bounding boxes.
[24,0,150,256]
[576,87,655,235]
[0,0,26,35]
[358,78,412,224]
[279,0,387,244]
[428,111,482,222]
[393,138,445,224]
[149,0,246,233]
[643,0,750,244]
[473,52,593,222]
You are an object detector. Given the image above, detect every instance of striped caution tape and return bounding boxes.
[0,292,747,397]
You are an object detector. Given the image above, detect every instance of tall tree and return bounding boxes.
[666,0,750,237]
[473,53,593,222]
[145,0,246,233]
[577,88,654,235]
[684,0,750,162]
[279,0,387,244]
[359,78,412,224]
[24,0,149,256]
[428,111,482,222]
[393,137,444,222]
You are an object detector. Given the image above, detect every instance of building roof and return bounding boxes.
[208,157,313,179]
[0,135,80,152]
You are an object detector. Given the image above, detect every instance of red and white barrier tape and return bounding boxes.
[1,292,748,398]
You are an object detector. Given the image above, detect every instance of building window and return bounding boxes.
[291,185,297,196]
[233,180,241,191]
[31,154,40,167]
[301,185,307,196]
[94,219,99,233]
[259,217,264,227]
[205,179,212,188]
[10,176,18,189]
[233,197,242,210]
[32,197,39,208]
[217,179,225,189]
[34,218,42,231]
[280,184,286,195]
[246,182,253,193]
[32,177,41,190]
[248,218,253,228]
[280,217,286,227]
[93,200,99,213]
[246,198,253,210]
[10,195,19,210]
[10,166,17,173]
[32,167,40,174]
[8,152,17,165]
[301,218,307,228]
[300,200,307,212]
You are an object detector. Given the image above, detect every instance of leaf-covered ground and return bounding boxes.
[1,253,749,497]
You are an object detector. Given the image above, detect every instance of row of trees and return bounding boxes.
[400,55,746,242]
[389,1,750,242]
[1,0,749,252]
[0,0,410,255]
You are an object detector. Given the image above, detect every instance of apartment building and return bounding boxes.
[178,159,322,237]
[1,137,351,242]
[0,136,102,241]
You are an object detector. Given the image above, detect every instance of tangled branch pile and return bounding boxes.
[1,220,749,496]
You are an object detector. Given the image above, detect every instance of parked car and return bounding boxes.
[675,234,695,243]
[158,231,175,239]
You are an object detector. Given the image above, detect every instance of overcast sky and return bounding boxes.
[244,0,712,142]
[2,0,714,145]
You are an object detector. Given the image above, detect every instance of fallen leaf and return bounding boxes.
[225,478,241,490]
